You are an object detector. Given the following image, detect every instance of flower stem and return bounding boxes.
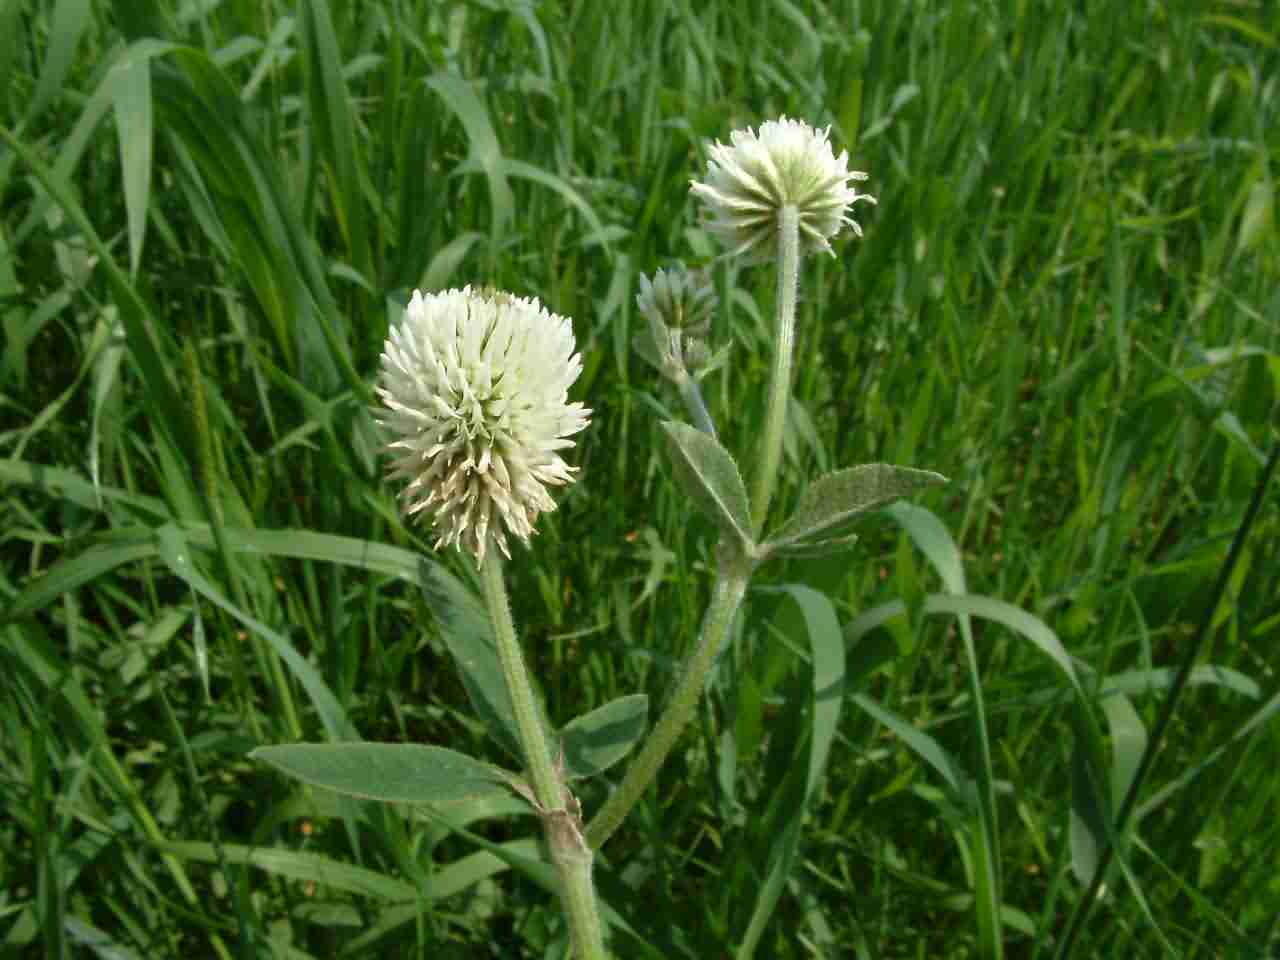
[478,544,608,960]
[585,552,751,850]
[479,547,560,810]
[749,204,801,537]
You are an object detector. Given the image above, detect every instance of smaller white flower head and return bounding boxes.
[635,265,716,338]
[690,115,876,263]
[375,286,591,564]
[634,265,720,381]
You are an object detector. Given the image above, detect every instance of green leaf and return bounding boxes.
[660,420,752,549]
[1069,729,1110,888]
[504,157,611,253]
[737,818,802,960]
[251,743,522,807]
[417,557,521,759]
[1138,685,1280,820]
[559,694,648,780]
[164,841,418,901]
[27,0,92,123]
[844,603,902,687]
[632,327,666,374]
[3,528,156,623]
[155,525,357,742]
[299,0,370,277]
[109,50,153,277]
[885,504,1000,957]
[89,314,127,501]
[1101,692,1146,813]
[426,71,513,239]
[886,500,967,594]
[766,464,947,554]
[922,593,1085,700]
[198,526,420,579]
[335,840,546,954]
[771,585,844,803]
[1101,664,1259,701]
[736,585,846,958]
[849,694,966,796]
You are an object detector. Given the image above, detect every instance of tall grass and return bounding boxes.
[2,0,1278,956]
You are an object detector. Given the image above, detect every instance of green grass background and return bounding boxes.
[2,0,1278,956]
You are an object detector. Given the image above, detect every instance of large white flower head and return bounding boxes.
[376,286,591,564]
[689,115,876,263]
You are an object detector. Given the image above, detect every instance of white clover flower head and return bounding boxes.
[375,286,591,565]
[689,115,876,263]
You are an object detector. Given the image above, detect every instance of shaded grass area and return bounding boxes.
[2,0,1278,956]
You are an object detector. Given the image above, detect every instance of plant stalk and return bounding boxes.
[585,552,751,850]
[749,204,801,537]
[479,543,608,960]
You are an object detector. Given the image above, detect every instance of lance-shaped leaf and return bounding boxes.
[252,743,524,808]
[558,694,649,780]
[661,421,752,548]
[765,464,947,555]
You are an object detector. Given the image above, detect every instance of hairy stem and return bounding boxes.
[585,553,751,850]
[479,544,608,960]
[749,204,801,536]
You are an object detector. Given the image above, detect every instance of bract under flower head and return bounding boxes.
[635,265,716,339]
[689,115,876,263]
[375,286,591,564]
[634,265,723,381]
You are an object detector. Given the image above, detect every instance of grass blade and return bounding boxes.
[109,48,153,276]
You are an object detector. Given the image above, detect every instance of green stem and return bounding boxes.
[749,204,801,537]
[478,544,607,960]
[555,840,608,960]
[585,553,751,850]
[480,546,559,808]
[676,370,718,439]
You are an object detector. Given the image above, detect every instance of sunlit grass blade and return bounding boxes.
[887,501,1003,958]
[155,524,356,742]
[3,529,156,623]
[426,71,514,242]
[108,50,152,277]
[24,0,91,124]
[737,585,843,958]
[299,0,371,279]
[165,841,419,901]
